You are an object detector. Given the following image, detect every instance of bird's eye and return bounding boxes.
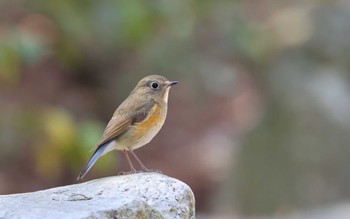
[150,81,160,89]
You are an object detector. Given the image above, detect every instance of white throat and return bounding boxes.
[163,87,170,103]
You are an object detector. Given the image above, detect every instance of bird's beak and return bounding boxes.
[165,81,179,87]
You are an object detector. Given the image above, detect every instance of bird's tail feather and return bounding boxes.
[76,142,110,181]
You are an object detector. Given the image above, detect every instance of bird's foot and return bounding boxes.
[141,168,162,174]
[117,169,162,175]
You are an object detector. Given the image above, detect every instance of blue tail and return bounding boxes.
[77,142,110,180]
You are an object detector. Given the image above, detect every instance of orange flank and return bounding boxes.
[136,103,162,130]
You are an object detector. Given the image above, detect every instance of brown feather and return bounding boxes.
[96,96,156,148]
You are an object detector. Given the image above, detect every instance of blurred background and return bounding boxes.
[1,0,350,218]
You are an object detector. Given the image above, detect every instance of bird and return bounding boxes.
[77,75,178,180]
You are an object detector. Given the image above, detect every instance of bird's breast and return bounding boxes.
[117,102,167,150]
[137,103,165,128]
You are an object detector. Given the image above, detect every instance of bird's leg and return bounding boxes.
[130,150,150,171]
[123,150,137,172]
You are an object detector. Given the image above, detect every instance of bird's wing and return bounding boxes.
[96,96,155,147]
[97,116,132,147]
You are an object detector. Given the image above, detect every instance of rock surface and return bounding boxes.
[0,173,195,219]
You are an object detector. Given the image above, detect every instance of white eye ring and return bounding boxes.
[150,81,160,89]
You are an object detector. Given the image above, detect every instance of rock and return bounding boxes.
[0,173,195,219]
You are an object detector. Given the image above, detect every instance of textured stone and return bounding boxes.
[0,173,195,219]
